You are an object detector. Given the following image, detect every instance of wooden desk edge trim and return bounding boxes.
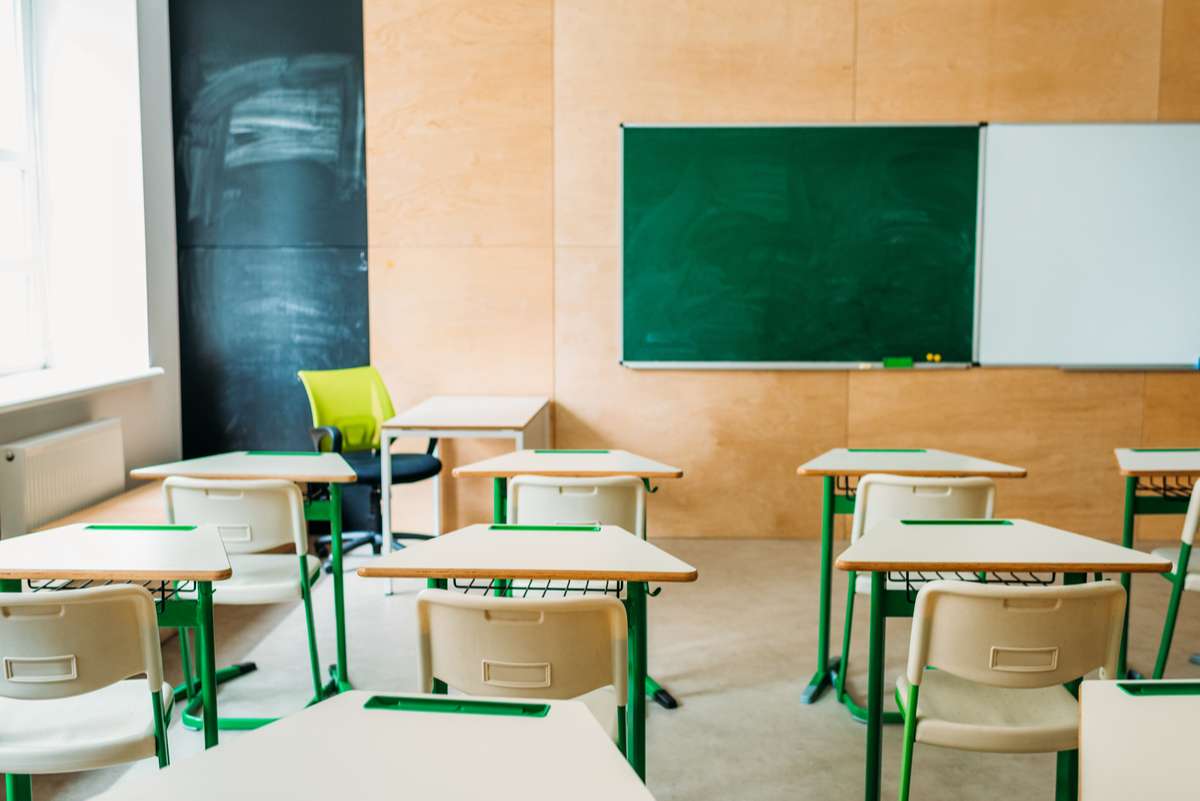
[797,467,1028,478]
[833,559,1170,574]
[356,567,698,582]
[451,468,685,479]
[130,469,357,484]
[1118,468,1200,478]
[0,567,234,582]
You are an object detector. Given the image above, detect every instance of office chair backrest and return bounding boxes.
[163,477,307,556]
[907,580,1125,690]
[851,474,996,543]
[507,476,646,538]
[0,585,163,700]
[416,589,628,702]
[297,365,396,453]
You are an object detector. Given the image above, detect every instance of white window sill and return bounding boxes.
[0,366,164,414]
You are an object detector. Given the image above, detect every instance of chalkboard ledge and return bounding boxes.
[620,361,973,371]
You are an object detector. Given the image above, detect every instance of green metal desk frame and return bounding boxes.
[1119,474,1193,679]
[860,571,1088,801]
[172,482,349,733]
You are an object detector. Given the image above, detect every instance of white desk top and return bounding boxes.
[0,523,231,582]
[358,524,698,582]
[797,448,1026,478]
[94,691,654,801]
[452,449,683,479]
[383,395,550,431]
[1080,680,1195,800]
[835,519,1170,574]
[131,451,357,484]
[1114,447,1200,477]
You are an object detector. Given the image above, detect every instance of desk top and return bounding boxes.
[131,451,356,484]
[1114,448,1200,477]
[94,691,655,801]
[358,524,698,582]
[835,519,1170,574]
[383,395,549,431]
[452,449,683,479]
[0,523,231,582]
[37,482,165,530]
[797,448,1026,478]
[1080,679,1196,801]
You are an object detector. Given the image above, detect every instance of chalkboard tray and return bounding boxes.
[621,124,982,368]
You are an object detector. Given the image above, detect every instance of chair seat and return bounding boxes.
[0,679,171,774]
[896,670,1079,753]
[342,451,442,487]
[182,553,322,605]
[1151,547,1200,590]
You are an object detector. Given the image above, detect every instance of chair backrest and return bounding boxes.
[851,474,996,543]
[0,585,163,700]
[906,580,1125,690]
[163,477,307,555]
[507,476,646,538]
[296,365,395,453]
[415,589,628,702]
[1179,482,1200,546]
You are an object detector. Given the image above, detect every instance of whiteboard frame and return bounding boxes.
[618,122,986,371]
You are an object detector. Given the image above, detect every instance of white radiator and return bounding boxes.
[0,418,125,538]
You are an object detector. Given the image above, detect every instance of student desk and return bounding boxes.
[796,448,1026,707]
[835,519,1170,801]
[357,523,698,781]
[0,523,231,749]
[452,447,685,707]
[379,395,551,590]
[1114,448,1200,676]
[93,691,655,801]
[131,451,357,696]
[1079,679,1194,800]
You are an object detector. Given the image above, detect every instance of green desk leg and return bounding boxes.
[803,476,837,704]
[308,483,351,697]
[196,580,219,749]
[863,571,886,801]
[1118,476,1136,679]
[491,477,511,597]
[626,580,649,781]
[5,774,32,801]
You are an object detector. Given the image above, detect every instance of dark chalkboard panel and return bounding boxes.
[170,0,369,457]
[622,126,980,365]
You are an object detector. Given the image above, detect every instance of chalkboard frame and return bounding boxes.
[619,123,987,370]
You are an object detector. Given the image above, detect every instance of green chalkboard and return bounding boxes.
[622,125,980,365]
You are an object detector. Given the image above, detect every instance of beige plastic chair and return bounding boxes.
[838,475,997,703]
[0,585,171,797]
[1149,482,1200,677]
[895,580,1126,801]
[415,589,628,747]
[163,477,324,703]
[507,475,646,537]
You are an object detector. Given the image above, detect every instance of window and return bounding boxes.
[0,0,43,376]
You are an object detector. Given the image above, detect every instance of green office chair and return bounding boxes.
[297,366,440,558]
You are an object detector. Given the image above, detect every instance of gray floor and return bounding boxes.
[18,538,1200,801]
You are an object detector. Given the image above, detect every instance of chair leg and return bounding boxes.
[300,557,324,700]
[1153,542,1191,679]
[836,572,856,702]
[151,689,170,768]
[1055,749,1079,801]
[178,628,198,699]
[897,685,919,801]
[617,705,628,757]
[5,774,32,801]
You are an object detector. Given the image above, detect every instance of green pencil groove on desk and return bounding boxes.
[489,524,601,532]
[86,524,198,531]
[1117,681,1200,696]
[247,450,323,456]
[364,695,550,717]
[848,448,927,453]
[533,449,610,454]
[900,519,1013,526]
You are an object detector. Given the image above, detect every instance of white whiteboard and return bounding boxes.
[979,124,1200,367]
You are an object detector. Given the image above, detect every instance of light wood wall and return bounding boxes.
[365,0,1200,541]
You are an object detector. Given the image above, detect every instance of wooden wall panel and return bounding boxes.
[987,0,1163,120]
[855,0,991,121]
[848,370,1145,540]
[1159,0,1200,119]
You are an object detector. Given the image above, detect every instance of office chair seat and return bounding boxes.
[342,451,442,486]
[1151,547,1200,590]
[180,554,323,606]
[895,670,1079,754]
[0,679,173,774]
